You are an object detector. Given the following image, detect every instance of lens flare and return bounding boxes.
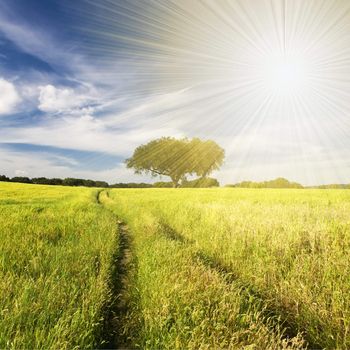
[69,0,350,184]
[259,53,309,95]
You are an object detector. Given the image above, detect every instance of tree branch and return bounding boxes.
[150,167,170,176]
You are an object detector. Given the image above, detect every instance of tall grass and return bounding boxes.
[103,189,306,349]
[0,182,118,349]
[106,188,350,349]
[2,183,349,348]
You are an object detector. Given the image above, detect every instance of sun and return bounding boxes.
[259,53,310,96]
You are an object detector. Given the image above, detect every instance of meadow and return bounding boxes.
[0,182,119,349]
[1,182,350,349]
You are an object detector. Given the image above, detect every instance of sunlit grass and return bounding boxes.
[102,191,305,349]
[0,182,118,349]
[2,183,350,348]
[106,188,350,349]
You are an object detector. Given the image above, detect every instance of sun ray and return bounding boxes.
[64,0,350,184]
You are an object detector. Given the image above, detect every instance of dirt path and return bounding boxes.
[95,191,320,349]
[97,190,135,349]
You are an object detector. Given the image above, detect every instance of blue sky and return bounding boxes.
[0,0,152,182]
[1,0,350,185]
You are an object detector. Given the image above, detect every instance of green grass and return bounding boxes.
[104,188,350,349]
[0,182,119,349]
[101,190,305,349]
[1,183,350,349]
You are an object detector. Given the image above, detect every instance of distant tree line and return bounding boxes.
[226,177,303,189]
[309,184,350,189]
[2,174,349,189]
[226,177,350,189]
[110,182,153,188]
[0,175,109,187]
[0,175,219,188]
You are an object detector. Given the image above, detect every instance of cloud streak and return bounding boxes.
[0,78,21,115]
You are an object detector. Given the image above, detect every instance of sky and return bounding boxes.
[1,0,350,185]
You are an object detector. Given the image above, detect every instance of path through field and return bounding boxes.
[1,183,350,349]
[98,188,350,349]
[97,191,135,349]
[98,189,308,349]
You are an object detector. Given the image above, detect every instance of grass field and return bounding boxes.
[1,182,350,349]
[0,182,119,349]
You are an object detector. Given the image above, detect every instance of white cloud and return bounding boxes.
[0,89,189,155]
[0,78,21,115]
[0,6,124,95]
[14,169,28,176]
[0,114,176,157]
[38,84,95,113]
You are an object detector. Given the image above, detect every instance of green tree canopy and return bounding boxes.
[126,137,225,187]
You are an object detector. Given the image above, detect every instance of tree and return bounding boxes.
[32,177,52,185]
[0,175,10,182]
[49,178,64,186]
[187,138,225,178]
[126,137,225,188]
[62,178,85,186]
[94,181,109,188]
[182,177,220,188]
[153,181,173,188]
[226,177,303,189]
[82,179,96,187]
[109,182,153,188]
[11,177,32,184]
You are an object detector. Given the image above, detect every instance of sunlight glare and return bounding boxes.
[261,54,309,95]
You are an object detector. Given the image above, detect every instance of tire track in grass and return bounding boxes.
[158,219,323,350]
[97,190,135,349]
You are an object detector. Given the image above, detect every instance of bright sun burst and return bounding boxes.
[260,54,309,95]
[77,0,350,183]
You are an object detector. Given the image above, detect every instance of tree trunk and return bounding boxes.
[171,177,180,188]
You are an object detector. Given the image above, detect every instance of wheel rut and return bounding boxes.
[97,190,135,349]
[95,190,322,349]
[157,219,322,350]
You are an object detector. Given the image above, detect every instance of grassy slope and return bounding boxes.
[106,188,350,349]
[0,182,118,349]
